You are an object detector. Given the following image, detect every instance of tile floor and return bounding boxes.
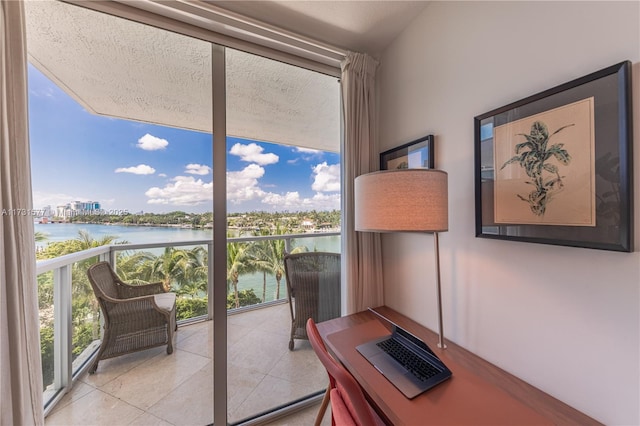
[45,303,331,426]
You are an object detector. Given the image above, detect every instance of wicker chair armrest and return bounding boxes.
[116,280,165,298]
[104,294,173,321]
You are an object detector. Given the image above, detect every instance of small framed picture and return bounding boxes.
[380,134,435,170]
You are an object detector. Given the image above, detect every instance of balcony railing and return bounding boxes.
[36,231,340,415]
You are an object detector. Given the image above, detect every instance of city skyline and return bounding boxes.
[28,64,341,214]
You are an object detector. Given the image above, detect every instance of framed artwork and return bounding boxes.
[474,61,633,252]
[380,134,434,170]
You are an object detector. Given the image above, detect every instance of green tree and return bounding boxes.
[227,239,251,309]
[114,250,157,284]
[147,247,184,292]
[248,225,300,301]
[176,297,208,320]
[36,230,123,261]
[36,231,124,374]
[174,246,208,297]
[226,289,261,309]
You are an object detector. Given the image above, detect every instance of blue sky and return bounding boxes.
[28,64,340,214]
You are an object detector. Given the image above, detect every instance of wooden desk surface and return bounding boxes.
[316,306,600,426]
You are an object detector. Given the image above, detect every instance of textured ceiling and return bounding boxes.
[24,1,341,152]
[211,1,430,54]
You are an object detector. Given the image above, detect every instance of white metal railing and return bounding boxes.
[37,231,339,414]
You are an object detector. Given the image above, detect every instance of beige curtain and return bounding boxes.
[341,52,384,313]
[0,1,45,424]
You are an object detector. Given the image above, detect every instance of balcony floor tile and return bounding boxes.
[45,303,328,426]
[45,388,144,426]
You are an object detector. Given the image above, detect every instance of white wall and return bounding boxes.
[376,2,640,424]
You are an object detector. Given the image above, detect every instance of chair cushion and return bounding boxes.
[153,292,176,312]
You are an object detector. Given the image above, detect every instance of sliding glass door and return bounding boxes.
[27,2,214,422]
[26,2,341,423]
[224,47,340,423]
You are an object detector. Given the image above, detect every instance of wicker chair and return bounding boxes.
[86,261,177,373]
[284,252,340,350]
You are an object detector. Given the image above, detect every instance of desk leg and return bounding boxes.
[314,386,331,426]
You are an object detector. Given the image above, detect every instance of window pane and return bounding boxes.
[26,2,213,422]
[225,47,341,423]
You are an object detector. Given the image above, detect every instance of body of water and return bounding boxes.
[35,222,212,246]
[35,222,341,303]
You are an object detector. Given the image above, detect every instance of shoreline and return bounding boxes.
[40,221,211,229]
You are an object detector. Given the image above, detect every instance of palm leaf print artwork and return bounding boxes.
[500,121,573,216]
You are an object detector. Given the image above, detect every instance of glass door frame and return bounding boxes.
[211,43,228,425]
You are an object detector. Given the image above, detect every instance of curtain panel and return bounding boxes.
[0,0,45,424]
[341,52,384,313]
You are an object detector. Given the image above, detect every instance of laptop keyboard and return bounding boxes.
[377,338,441,382]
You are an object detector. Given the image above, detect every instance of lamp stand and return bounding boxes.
[434,232,446,349]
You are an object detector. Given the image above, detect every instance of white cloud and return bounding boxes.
[295,147,320,154]
[309,192,341,209]
[145,176,212,206]
[115,164,156,175]
[29,87,55,99]
[158,173,167,178]
[311,162,340,192]
[262,191,304,207]
[137,133,169,151]
[227,164,267,204]
[185,164,211,175]
[261,191,340,211]
[229,143,279,165]
[226,161,341,211]
[142,160,341,211]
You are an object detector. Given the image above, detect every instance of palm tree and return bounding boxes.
[248,225,300,301]
[75,229,121,249]
[174,246,208,297]
[227,239,250,309]
[35,231,48,242]
[36,230,123,261]
[247,228,273,302]
[114,250,157,284]
[35,230,128,358]
[148,247,184,292]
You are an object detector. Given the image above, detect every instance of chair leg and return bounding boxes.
[314,386,330,426]
[89,332,111,374]
[167,320,175,355]
[89,358,99,374]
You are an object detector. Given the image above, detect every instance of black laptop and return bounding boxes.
[356,308,452,399]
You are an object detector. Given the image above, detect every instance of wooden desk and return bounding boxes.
[316,306,600,425]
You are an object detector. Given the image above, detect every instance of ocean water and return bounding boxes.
[35,222,340,302]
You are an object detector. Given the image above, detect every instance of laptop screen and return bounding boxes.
[368,308,435,356]
[395,326,436,356]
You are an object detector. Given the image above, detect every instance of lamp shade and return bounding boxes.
[354,169,448,232]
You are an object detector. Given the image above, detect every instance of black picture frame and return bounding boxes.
[474,61,633,252]
[380,134,435,170]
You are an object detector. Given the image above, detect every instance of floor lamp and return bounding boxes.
[354,169,449,348]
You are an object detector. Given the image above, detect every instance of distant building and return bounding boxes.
[55,200,101,218]
[40,205,53,217]
[301,219,315,229]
